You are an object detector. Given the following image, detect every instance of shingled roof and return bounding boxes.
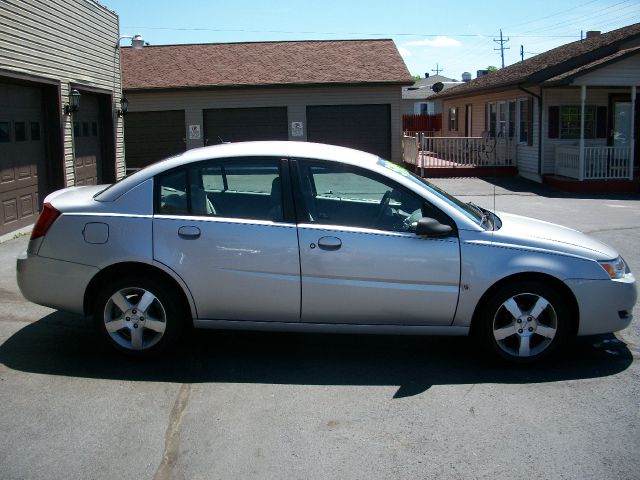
[122,39,413,91]
[435,22,640,99]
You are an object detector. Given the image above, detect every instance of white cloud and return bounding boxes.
[398,46,412,57]
[404,36,461,48]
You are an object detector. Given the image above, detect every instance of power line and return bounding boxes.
[432,63,443,75]
[122,25,581,38]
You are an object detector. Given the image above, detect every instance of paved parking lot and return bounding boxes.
[1,177,638,480]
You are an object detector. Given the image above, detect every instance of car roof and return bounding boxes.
[96,141,380,202]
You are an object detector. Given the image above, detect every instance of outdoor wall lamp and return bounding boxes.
[64,89,81,115]
[117,96,129,117]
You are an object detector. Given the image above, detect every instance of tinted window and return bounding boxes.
[298,160,425,233]
[30,122,41,141]
[82,122,89,137]
[14,122,26,142]
[0,122,10,142]
[158,170,188,215]
[157,158,283,221]
[92,121,98,136]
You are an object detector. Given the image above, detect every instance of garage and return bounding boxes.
[203,107,288,145]
[0,82,45,236]
[307,104,391,159]
[125,110,186,170]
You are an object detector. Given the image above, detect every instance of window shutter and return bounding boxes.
[548,106,559,139]
[484,103,488,133]
[596,106,607,138]
[527,98,534,146]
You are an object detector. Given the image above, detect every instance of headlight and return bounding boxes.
[598,256,627,279]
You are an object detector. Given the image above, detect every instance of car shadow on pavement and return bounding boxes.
[0,311,633,399]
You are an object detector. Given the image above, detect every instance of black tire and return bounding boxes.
[93,275,185,357]
[474,280,570,364]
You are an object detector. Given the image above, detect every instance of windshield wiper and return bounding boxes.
[467,202,490,228]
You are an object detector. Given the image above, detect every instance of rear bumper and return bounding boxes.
[566,274,637,335]
[16,251,98,315]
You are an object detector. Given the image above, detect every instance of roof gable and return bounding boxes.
[435,22,640,99]
[122,39,413,91]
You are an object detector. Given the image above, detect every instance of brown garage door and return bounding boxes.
[0,82,46,236]
[125,110,186,170]
[203,107,288,145]
[306,104,391,159]
[73,92,102,185]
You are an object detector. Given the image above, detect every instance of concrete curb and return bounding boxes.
[0,225,32,244]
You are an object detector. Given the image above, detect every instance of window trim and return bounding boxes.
[448,106,458,131]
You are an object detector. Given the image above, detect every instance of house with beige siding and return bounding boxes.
[0,0,125,237]
[433,23,640,191]
[121,40,412,170]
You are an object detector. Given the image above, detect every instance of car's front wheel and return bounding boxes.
[476,281,570,363]
[94,276,184,356]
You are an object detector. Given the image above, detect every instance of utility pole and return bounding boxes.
[520,45,524,62]
[432,63,443,75]
[493,29,510,68]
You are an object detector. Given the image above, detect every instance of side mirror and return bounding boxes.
[415,217,453,237]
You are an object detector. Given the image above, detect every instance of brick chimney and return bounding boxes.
[586,31,601,39]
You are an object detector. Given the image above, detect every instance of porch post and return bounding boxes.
[630,85,636,180]
[579,85,586,181]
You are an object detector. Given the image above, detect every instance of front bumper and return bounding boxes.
[566,274,637,335]
[17,251,98,315]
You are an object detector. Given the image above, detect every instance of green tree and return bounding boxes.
[487,66,499,72]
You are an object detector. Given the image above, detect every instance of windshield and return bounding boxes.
[376,158,490,228]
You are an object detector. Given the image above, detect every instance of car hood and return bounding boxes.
[492,212,618,260]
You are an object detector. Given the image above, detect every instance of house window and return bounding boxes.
[419,103,434,115]
[497,102,507,137]
[448,107,458,131]
[519,99,530,144]
[559,106,596,139]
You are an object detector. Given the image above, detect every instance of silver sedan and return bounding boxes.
[16,141,637,363]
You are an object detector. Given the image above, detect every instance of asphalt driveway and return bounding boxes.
[1,177,638,480]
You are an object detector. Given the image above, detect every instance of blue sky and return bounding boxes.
[105,0,640,80]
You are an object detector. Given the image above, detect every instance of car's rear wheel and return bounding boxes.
[94,276,183,356]
[477,281,569,364]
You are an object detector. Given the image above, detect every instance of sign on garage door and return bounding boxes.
[307,104,391,159]
[0,83,45,236]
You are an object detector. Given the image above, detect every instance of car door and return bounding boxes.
[293,159,460,326]
[153,157,300,322]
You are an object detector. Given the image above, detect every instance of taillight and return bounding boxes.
[31,203,61,239]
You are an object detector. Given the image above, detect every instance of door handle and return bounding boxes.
[178,226,201,239]
[317,236,342,250]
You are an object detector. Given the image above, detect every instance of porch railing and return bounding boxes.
[402,134,419,165]
[555,145,633,180]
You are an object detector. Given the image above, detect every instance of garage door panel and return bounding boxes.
[125,110,186,169]
[203,107,288,145]
[0,82,44,236]
[306,104,391,159]
[73,93,101,186]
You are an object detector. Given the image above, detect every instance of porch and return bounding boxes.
[401,133,518,177]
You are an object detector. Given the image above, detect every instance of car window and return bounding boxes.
[156,157,284,222]
[297,160,426,233]
[158,170,188,215]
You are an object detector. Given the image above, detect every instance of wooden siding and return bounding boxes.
[126,86,404,163]
[0,0,123,184]
[572,53,640,86]
[441,88,540,180]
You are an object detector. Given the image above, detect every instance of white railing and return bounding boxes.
[555,145,633,180]
[422,136,516,167]
[402,134,419,165]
